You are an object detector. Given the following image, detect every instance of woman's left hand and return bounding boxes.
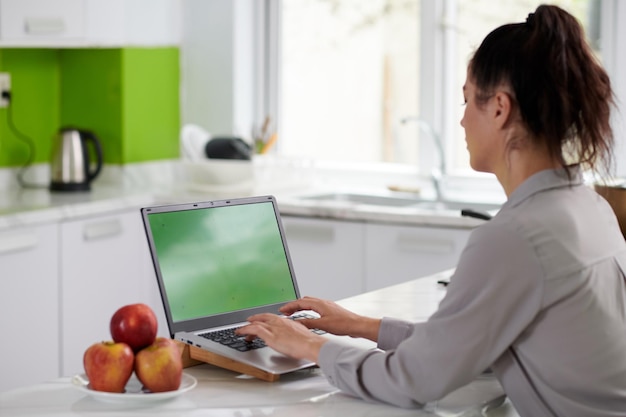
[236,313,328,362]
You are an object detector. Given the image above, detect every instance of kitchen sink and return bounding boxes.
[299,192,501,213]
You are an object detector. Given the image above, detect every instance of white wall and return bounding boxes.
[180,0,257,139]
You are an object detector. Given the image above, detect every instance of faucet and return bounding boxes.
[400,117,446,202]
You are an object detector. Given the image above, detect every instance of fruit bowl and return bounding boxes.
[71,373,197,403]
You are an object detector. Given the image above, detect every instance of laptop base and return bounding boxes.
[177,341,281,382]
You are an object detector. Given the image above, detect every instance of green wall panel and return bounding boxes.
[0,46,180,167]
[0,49,60,167]
[59,49,123,164]
[122,48,180,163]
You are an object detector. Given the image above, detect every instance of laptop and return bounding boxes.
[141,195,375,376]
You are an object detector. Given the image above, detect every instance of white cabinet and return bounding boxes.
[59,210,167,377]
[0,0,85,42]
[85,0,181,46]
[282,216,365,301]
[0,0,180,47]
[282,216,473,299]
[0,223,60,392]
[365,223,471,291]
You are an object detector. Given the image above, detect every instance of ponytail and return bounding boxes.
[469,5,615,174]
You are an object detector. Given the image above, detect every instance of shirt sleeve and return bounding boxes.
[377,317,415,351]
[317,221,545,407]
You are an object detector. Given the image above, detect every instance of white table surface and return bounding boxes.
[0,271,520,417]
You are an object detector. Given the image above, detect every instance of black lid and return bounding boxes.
[204,137,252,160]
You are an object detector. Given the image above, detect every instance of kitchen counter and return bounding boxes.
[275,192,492,228]
[0,271,519,417]
[0,162,503,230]
[0,185,156,230]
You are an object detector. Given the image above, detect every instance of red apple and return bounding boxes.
[83,341,134,393]
[135,337,183,392]
[110,303,158,352]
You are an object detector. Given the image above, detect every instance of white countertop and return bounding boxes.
[0,185,156,230]
[0,272,519,417]
[275,193,491,228]
[0,160,503,231]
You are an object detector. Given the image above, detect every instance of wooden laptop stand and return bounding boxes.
[176,341,280,382]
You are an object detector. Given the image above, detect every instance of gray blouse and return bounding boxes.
[318,168,626,417]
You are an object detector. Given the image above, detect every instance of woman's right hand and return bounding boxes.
[280,296,381,342]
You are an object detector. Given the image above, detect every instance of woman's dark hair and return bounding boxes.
[468,4,615,174]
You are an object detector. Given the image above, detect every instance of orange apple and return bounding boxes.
[83,341,134,393]
[135,337,182,392]
[110,303,158,352]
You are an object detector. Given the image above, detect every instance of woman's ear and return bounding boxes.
[493,91,513,128]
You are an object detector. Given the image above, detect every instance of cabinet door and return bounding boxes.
[60,210,167,377]
[0,223,59,392]
[0,0,85,42]
[86,0,180,46]
[365,223,471,292]
[0,0,179,47]
[282,216,365,301]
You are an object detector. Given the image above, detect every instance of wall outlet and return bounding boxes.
[0,73,11,107]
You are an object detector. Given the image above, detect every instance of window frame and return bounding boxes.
[251,0,625,177]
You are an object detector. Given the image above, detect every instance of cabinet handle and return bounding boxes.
[83,219,123,241]
[0,233,38,255]
[284,224,335,243]
[395,235,454,254]
[25,18,66,35]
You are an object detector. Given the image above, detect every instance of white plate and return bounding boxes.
[71,373,197,403]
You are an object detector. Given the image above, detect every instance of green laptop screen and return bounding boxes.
[147,202,297,322]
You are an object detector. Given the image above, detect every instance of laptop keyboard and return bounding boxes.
[200,327,267,351]
[198,313,326,352]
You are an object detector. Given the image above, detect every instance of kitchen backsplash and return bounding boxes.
[0,47,180,168]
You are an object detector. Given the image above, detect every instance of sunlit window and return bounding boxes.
[276,0,598,174]
[279,0,419,164]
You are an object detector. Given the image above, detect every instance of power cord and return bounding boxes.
[2,91,46,189]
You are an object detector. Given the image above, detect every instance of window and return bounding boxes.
[279,0,420,165]
[270,0,601,175]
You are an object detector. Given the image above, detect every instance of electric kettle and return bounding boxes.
[50,127,103,192]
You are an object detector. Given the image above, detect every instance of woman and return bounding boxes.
[237,5,626,416]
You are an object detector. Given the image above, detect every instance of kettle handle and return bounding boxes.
[79,130,103,182]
